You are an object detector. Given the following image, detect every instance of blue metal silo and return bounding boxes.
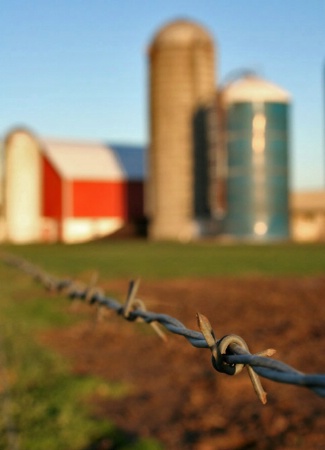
[221,74,290,240]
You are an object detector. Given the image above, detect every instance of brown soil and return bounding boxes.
[40,276,325,449]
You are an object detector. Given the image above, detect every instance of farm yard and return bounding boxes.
[1,241,325,449]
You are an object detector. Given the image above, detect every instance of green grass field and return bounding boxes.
[3,240,325,279]
[1,240,325,449]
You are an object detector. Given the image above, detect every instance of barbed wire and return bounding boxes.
[2,251,325,405]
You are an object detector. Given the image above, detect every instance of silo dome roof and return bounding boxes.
[150,19,213,49]
[222,74,290,104]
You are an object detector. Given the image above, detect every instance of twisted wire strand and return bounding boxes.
[2,252,325,403]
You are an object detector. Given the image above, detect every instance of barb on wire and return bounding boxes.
[2,251,325,404]
[123,279,166,341]
[197,313,274,404]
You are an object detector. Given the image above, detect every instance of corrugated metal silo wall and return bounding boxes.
[225,102,290,240]
[148,22,216,241]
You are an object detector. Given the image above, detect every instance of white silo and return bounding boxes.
[147,19,217,240]
[4,128,42,243]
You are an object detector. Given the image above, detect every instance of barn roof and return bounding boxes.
[41,139,145,181]
[109,143,146,180]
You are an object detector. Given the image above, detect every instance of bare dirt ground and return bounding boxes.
[40,276,325,449]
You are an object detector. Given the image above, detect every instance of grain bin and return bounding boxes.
[221,74,290,240]
[4,128,42,243]
[147,19,216,240]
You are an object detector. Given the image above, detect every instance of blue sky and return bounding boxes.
[1,1,324,190]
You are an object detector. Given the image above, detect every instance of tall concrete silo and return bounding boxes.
[147,19,216,240]
[221,74,290,240]
[4,128,42,243]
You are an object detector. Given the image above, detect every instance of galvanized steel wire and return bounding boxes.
[2,252,325,404]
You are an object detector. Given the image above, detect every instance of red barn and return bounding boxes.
[2,129,145,244]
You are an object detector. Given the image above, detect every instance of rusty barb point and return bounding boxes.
[197,312,276,405]
[123,279,167,342]
[84,271,104,304]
